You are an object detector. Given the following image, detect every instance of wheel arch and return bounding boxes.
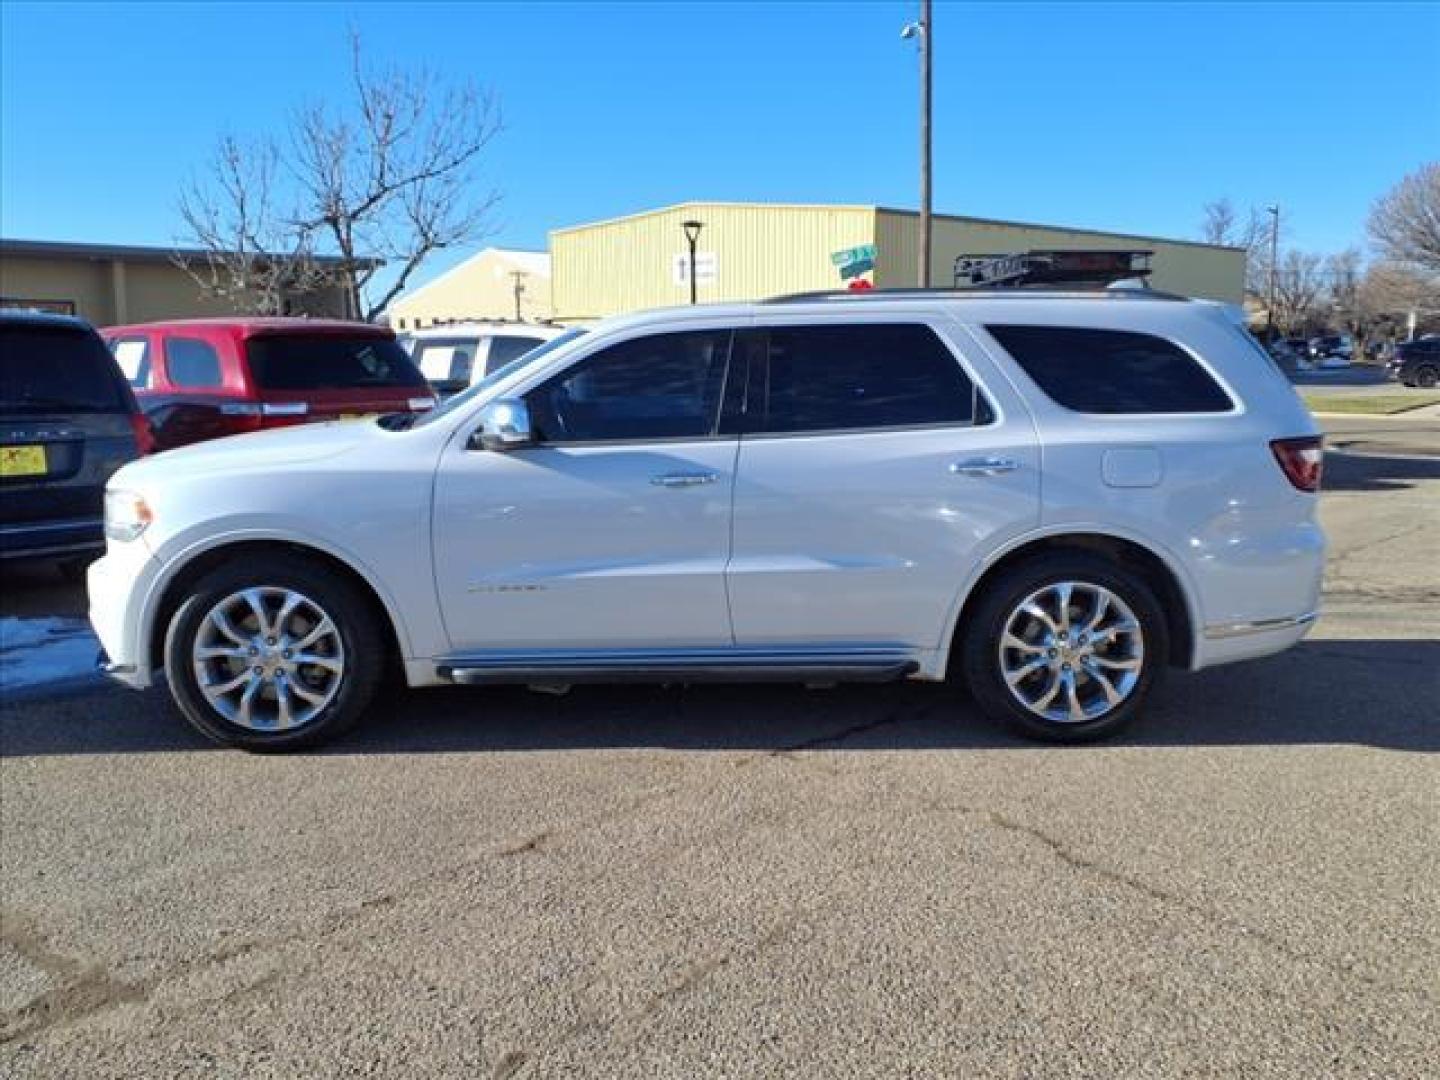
[943,528,1199,673]
[143,536,409,680]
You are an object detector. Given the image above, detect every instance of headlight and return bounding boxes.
[104,489,153,542]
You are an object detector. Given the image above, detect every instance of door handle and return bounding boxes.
[650,472,719,487]
[950,457,1020,477]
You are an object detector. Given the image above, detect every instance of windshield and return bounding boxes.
[409,327,588,428]
[1,325,128,414]
[246,334,426,391]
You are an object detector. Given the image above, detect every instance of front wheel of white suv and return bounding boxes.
[958,553,1169,742]
[163,555,386,751]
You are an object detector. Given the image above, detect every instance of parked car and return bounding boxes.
[1391,338,1440,387]
[2,310,151,570]
[89,290,1325,751]
[102,319,436,451]
[404,321,568,398]
[1308,334,1354,368]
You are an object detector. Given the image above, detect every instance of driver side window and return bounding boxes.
[525,330,732,443]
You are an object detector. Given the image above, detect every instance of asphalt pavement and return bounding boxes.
[1,419,1436,1078]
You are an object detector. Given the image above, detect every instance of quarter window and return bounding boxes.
[165,337,224,389]
[526,330,731,443]
[987,325,1232,414]
[754,323,983,434]
[109,337,152,388]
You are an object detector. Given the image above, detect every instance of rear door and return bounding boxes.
[726,317,1041,650]
[244,331,432,420]
[1,322,138,541]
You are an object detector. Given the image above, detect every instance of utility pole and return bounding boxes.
[918,0,933,287]
[1266,204,1280,340]
[510,271,526,321]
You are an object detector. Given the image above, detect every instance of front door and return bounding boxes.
[432,328,740,654]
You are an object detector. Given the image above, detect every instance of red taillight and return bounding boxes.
[129,412,156,455]
[1270,436,1324,492]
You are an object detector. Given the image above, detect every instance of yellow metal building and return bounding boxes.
[387,248,552,329]
[550,202,1245,320]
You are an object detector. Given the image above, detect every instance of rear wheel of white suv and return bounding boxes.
[163,555,385,751]
[959,553,1168,742]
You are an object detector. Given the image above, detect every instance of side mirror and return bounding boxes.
[470,398,535,452]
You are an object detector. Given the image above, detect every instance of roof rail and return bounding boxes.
[760,286,1187,305]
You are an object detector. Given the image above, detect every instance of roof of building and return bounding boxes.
[549,201,1245,253]
[0,237,380,268]
[390,247,552,310]
[103,316,388,336]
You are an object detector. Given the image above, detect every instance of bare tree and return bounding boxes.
[175,136,333,315]
[1360,260,1440,336]
[1198,197,1274,297]
[176,32,502,321]
[1367,162,1440,273]
[289,32,502,320]
[1270,250,1326,335]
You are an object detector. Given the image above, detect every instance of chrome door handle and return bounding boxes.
[650,472,719,487]
[950,457,1020,477]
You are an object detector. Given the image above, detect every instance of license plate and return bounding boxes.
[0,445,47,478]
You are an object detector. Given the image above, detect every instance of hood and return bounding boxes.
[112,418,376,489]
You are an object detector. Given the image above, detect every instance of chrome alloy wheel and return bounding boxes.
[997,581,1144,724]
[192,588,345,731]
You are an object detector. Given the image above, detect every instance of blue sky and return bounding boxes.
[3,1,1437,296]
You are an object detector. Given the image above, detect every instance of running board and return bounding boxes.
[437,652,918,687]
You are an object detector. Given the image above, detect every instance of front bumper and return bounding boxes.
[87,540,162,690]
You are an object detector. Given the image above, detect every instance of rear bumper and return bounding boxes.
[1194,610,1320,669]
[0,517,104,559]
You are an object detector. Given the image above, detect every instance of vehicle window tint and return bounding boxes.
[246,335,426,391]
[756,323,979,433]
[165,337,224,389]
[527,330,730,443]
[1,326,126,413]
[412,338,478,388]
[109,337,152,388]
[485,336,545,374]
[987,325,1232,414]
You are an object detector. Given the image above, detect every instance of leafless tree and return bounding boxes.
[1198,197,1274,297]
[1270,250,1326,335]
[289,32,502,320]
[175,136,333,315]
[1359,260,1440,336]
[176,32,502,321]
[1367,162,1440,273]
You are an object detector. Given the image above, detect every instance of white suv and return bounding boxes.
[89,290,1326,750]
[403,321,568,397]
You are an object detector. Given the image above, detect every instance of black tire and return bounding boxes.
[1414,365,1438,389]
[957,552,1169,743]
[163,554,387,752]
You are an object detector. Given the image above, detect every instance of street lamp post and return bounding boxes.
[682,220,704,305]
[903,3,934,287]
[1266,204,1280,341]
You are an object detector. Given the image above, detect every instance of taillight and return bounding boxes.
[1270,436,1324,492]
[129,412,156,455]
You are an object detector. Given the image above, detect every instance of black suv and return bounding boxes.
[1392,338,1440,388]
[1,310,151,568]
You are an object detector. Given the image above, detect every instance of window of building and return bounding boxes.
[754,323,983,434]
[526,330,731,443]
[985,325,1232,414]
[165,337,224,389]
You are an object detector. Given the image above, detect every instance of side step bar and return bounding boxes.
[438,657,918,687]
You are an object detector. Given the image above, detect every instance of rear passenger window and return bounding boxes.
[485,336,545,374]
[109,337,151,388]
[987,326,1232,414]
[756,324,982,434]
[165,338,224,389]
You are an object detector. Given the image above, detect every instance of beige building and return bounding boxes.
[0,239,357,326]
[550,202,1245,320]
[387,248,552,330]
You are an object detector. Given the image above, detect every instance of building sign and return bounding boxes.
[672,252,718,286]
